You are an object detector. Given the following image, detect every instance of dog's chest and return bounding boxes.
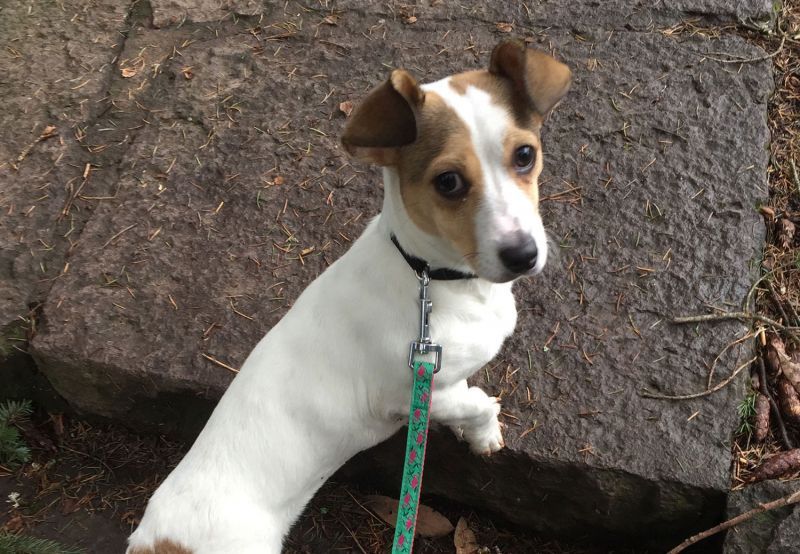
[430,283,517,382]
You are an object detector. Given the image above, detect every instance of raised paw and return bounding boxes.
[463,397,505,456]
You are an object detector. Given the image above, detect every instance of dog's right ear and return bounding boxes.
[489,41,571,120]
[341,70,423,166]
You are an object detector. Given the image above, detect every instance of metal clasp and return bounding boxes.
[407,268,442,373]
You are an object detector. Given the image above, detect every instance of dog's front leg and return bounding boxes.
[430,380,505,455]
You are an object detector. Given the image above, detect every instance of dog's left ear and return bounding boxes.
[341,69,424,166]
[489,40,571,118]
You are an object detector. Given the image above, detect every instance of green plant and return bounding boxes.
[0,533,86,554]
[0,399,33,466]
[737,391,758,437]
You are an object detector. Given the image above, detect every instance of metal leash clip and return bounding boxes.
[407,267,442,373]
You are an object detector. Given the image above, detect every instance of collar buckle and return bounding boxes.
[407,268,442,373]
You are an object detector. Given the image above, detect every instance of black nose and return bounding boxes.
[499,235,538,273]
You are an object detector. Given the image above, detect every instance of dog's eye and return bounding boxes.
[434,172,469,199]
[513,145,536,173]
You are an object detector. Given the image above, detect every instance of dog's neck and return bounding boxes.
[378,167,475,276]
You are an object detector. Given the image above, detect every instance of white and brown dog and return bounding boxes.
[127,40,570,554]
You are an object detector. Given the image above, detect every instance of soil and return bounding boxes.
[0,409,618,554]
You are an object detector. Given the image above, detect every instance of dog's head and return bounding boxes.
[342,41,571,283]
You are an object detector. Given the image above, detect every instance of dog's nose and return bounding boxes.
[498,234,538,273]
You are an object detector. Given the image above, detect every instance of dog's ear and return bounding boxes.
[489,40,571,118]
[341,69,423,166]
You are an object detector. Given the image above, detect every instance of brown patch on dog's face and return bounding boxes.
[393,91,484,266]
[503,126,543,204]
[128,539,193,554]
[449,70,543,130]
[448,72,547,205]
[341,44,570,279]
[389,74,546,271]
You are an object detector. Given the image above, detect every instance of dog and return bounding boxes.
[127,40,570,554]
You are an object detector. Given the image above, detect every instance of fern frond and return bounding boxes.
[0,399,33,425]
[0,533,86,554]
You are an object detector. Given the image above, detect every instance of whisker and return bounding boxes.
[544,229,561,264]
[459,251,480,263]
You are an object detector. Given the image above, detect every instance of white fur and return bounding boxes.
[128,78,543,554]
[423,78,548,281]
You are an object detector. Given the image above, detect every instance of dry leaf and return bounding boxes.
[50,413,64,436]
[764,336,783,376]
[777,218,796,249]
[363,494,399,529]
[749,449,800,483]
[765,335,800,392]
[759,205,775,219]
[777,376,800,424]
[61,497,81,515]
[454,517,480,554]
[3,514,24,532]
[363,495,454,537]
[495,22,514,33]
[121,66,137,78]
[322,14,339,25]
[39,125,57,140]
[339,101,354,117]
[754,392,770,442]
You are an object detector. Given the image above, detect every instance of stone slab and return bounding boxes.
[337,0,775,33]
[0,0,133,377]
[724,481,800,553]
[150,0,267,28]
[147,0,776,31]
[16,1,773,550]
[339,22,773,546]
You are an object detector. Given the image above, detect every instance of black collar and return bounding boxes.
[390,234,477,281]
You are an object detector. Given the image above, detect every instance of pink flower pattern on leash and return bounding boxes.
[392,361,434,554]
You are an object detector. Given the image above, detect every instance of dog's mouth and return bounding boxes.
[470,258,546,284]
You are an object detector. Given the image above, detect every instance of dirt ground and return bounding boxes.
[0,410,621,554]
[729,3,800,484]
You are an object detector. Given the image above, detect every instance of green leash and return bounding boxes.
[391,360,435,553]
[392,269,441,554]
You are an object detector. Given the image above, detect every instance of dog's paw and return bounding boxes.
[464,397,505,456]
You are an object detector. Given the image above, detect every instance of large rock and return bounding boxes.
[0,0,135,391]
[339,26,773,548]
[11,0,773,549]
[150,0,266,28]
[337,0,775,33]
[724,481,800,553]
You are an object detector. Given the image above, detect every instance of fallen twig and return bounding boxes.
[680,35,786,64]
[666,488,800,553]
[12,124,58,169]
[791,159,800,196]
[707,331,754,388]
[642,357,755,400]
[672,311,798,331]
[101,224,137,249]
[201,353,239,373]
[758,355,793,450]
[743,272,771,313]
[766,280,792,327]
